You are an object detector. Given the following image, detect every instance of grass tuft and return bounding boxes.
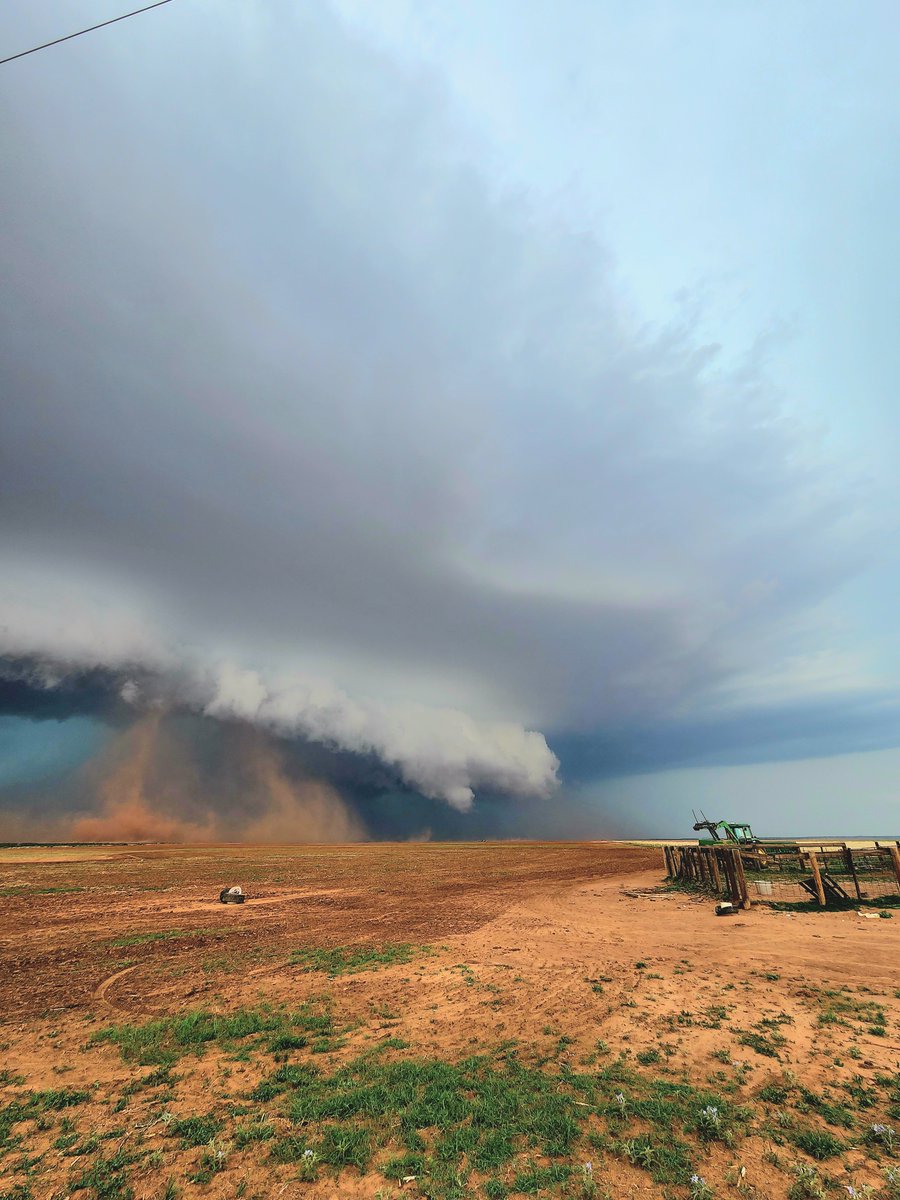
[289,943,430,976]
[90,1003,333,1065]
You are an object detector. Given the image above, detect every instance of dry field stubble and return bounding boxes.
[0,842,898,1200]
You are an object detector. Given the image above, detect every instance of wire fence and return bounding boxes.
[663,841,900,908]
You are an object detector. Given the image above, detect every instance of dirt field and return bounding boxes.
[1,842,898,1200]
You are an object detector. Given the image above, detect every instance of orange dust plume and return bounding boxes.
[69,715,216,842]
[238,735,366,843]
[2,715,368,844]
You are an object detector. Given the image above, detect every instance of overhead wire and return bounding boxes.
[0,0,174,67]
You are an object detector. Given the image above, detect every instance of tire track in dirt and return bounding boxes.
[93,964,141,1014]
[93,953,305,1017]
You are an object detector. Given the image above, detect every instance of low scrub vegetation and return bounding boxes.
[90,1002,334,1065]
[289,943,430,975]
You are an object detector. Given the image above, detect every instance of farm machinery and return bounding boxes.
[690,813,853,895]
[691,813,778,869]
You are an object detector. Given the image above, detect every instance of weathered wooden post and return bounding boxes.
[731,849,751,910]
[807,850,826,907]
[708,848,722,893]
[889,844,900,894]
[697,849,708,886]
[842,846,862,901]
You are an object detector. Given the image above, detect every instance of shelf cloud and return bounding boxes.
[0,2,894,837]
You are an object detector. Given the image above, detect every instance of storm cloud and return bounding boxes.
[0,2,896,836]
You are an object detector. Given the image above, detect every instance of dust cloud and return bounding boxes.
[1,716,367,843]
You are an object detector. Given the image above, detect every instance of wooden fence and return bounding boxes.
[664,842,900,908]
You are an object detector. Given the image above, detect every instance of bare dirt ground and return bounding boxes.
[0,842,898,1200]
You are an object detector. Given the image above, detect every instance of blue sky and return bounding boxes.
[0,2,897,837]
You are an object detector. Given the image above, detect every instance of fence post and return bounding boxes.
[721,851,738,906]
[842,846,862,901]
[807,850,826,907]
[708,849,722,893]
[731,849,751,909]
[889,844,900,894]
[686,848,696,882]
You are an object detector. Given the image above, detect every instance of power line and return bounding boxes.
[0,0,174,67]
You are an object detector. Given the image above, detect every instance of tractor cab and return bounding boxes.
[691,815,758,846]
[728,823,756,844]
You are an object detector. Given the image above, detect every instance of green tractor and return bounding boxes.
[692,813,769,868]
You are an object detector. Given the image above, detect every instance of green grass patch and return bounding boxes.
[90,1003,333,1065]
[107,929,209,948]
[319,1124,372,1169]
[232,1119,274,1147]
[269,1132,315,1163]
[69,1148,137,1199]
[36,1087,91,1110]
[617,1132,695,1184]
[738,1028,786,1058]
[512,1162,572,1193]
[244,1049,742,1195]
[789,1126,844,1160]
[795,1089,855,1129]
[290,943,430,976]
[255,1051,584,1191]
[636,1048,661,1066]
[165,1112,222,1147]
[0,1098,39,1150]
